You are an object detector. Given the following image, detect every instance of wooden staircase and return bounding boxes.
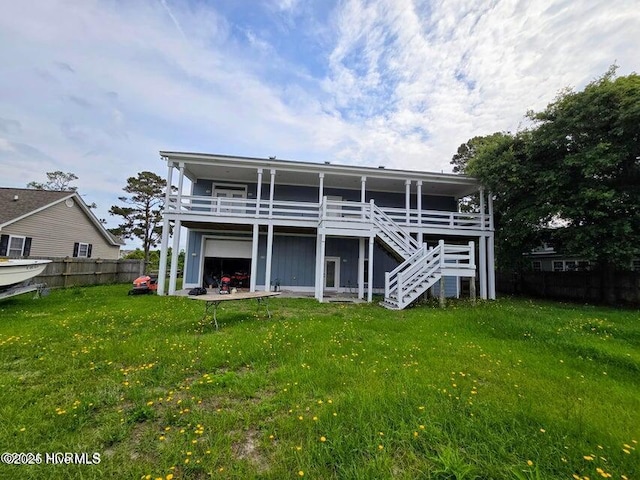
[368,204,475,310]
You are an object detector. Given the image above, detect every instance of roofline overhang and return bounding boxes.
[159,151,480,197]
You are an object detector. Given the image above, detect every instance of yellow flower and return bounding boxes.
[583,455,594,461]
[166,475,174,480]
[298,471,304,477]
[527,460,533,466]
[378,445,384,450]
[320,436,326,442]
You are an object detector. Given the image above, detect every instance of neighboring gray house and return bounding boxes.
[0,188,123,260]
[528,244,640,272]
[157,152,496,309]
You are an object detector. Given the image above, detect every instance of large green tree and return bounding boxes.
[109,171,171,265]
[455,68,640,293]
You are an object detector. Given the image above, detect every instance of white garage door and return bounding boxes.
[204,239,252,258]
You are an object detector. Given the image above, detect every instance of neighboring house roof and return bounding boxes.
[0,187,124,246]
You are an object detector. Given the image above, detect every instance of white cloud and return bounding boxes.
[0,0,638,231]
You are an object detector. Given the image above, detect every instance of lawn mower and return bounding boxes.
[218,274,232,294]
[128,275,158,295]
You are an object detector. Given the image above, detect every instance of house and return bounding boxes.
[527,244,640,272]
[156,152,496,309]
[0,188,123,259]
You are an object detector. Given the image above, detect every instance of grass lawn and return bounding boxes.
[0,285,638,479]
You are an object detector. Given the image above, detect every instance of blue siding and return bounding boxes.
[191,178,457,212]
[257,235,317,287]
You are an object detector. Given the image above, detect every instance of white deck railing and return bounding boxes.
[166,195,489,231]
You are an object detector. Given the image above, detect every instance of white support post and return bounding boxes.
[416,180,423,245]
[361,176,367,220]
[479,235,488,299]
[488,192,496,299]
[315,233,326,301]
[268,169,276,218]
[318,173,324,202]
[367,236,374,303]
[176,162,185,207]
[256,168,263,216]
[157,217,170,295]
[479,187,486,231]
[165,162,174,210]
[250,224,259,292]
[358,238,365,299]
[314,233,322,300]
[157,161,174,296]
[405,180,411,226]
[265,224,274,291]
[488,233,496,300]
[168,219,181,295]
[439,239,446,307]
[467,239,476,303]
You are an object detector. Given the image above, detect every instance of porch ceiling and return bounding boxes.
[162,151,479,198]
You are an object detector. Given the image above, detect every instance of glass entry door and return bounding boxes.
[324,257,340,291]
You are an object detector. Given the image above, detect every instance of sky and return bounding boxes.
[1,0,638,239]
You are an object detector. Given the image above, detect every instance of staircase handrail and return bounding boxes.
[385,243,441,301]
[369,201,420,255]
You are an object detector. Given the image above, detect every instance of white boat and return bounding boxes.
[0,259,52,288]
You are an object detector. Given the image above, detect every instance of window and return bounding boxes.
[9,236,25,258]
[531,261,542,272]
[552,261,564,272]
[577,261,590,271]
[632,260,640,272]
[565,261,577,271]
[73,242,92,258]
[0,234,32,257]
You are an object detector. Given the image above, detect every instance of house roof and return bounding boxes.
[0,187,124,246]
[160,151,481,198]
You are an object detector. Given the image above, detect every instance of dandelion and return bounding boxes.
[378,445,384,450]
[540,429,546,433]
[298,471,304,476]
[166,474,174,480]
[584,455,594,461]
[320,436,326,442]
[527,460,533,466]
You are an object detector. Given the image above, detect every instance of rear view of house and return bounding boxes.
[157,153,496,309]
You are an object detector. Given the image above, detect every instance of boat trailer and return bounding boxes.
[0,281,49,301]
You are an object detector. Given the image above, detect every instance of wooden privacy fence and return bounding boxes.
[497,270,640,305]
[31,258,145,289]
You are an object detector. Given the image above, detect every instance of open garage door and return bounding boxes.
[203,239,252,289]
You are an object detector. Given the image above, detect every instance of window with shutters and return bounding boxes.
[0,234,32,258]
[73,242,92,258]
